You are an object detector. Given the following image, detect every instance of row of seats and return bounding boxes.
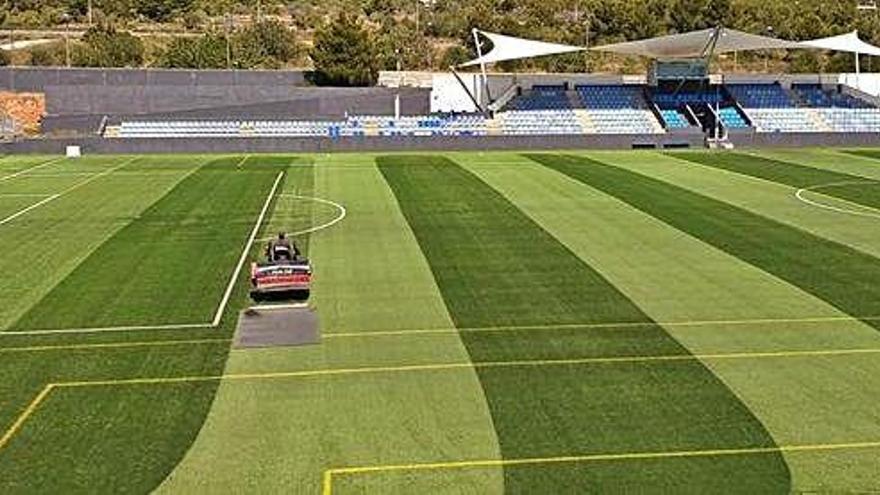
[577,86,664,134]
[507,88,573,111]
[717,107,749,129]
[652,91,723,106]
[792,84,872,109]
[499,109,583,135]
[116,116,489,138]
[659,109,690,129]
[726,84,795,109]
[746,108,822,133]
[816,108,880,132]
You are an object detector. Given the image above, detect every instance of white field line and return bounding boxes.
[794,180,880,220]
[3,323,213,337]
[0,158,137,227]
[236,155,250,168]
[211,170,284,327]
[0,166,281,337]
[0,194,61,226]
[21,172,99,178]
[257,194,347,242]
[0,157,65,182]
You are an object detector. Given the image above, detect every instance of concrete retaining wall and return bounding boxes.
[0,134,704,154]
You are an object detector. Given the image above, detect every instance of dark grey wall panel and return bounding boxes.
[0,67,308,89]
[0,134,705,154]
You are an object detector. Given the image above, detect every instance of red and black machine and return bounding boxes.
[250,237,311,300]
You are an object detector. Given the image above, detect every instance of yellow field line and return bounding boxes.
[321,441,880,494]
[0,384,54,451]
[39,346,880,389]
[3,346,880,454]
[0,338,231,353]
[324,314,880,339]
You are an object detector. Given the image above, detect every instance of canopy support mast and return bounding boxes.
[702,26,724,142]
[472,28,492,109]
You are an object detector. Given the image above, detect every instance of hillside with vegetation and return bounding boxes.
[0,0,879,81]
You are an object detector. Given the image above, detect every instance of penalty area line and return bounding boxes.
[321,441,880,495]
[212,170,284,327]
[1,168,283,337]
[0,157,65,182]
[324,313,880,339]
[0,157,139,227]
[3,346,880,454]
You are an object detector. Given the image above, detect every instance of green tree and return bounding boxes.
[233,19,300,69]
[73,23,144,67]
[135,0,194,22]
[159,33,227,68]
[668,0,710,33]
[376,19,430,70]
[310,13,379,86]
[705,0,731,27]
[439,44,472,68]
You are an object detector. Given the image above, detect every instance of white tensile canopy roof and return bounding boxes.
[459,30,585,68]
[801,30,880,56]
[458,28,880,68]
[591,28,800,59]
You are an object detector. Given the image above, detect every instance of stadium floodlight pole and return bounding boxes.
[61,14,71,67]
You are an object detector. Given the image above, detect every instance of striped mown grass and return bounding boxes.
[0,155,309,493]
[529,153,880,334]
[668,151,880,210]
[11,156,286,330]
[378,155,789,493]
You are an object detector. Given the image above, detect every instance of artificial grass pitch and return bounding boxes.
[530,153,880,334]
[378,155,789,493]
[0,155,311,493]
[668,151,880,210]
[12,156,284,330]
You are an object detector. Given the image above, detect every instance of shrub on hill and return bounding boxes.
[159,33,227,69]
[73,23,144,67]
[233,19,301,69]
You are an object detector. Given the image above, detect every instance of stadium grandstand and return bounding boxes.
[4,26,880,151]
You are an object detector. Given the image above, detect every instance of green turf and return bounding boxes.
[0,156,60,175]
[0,155,209,330]
[160,154,504,494]
[11,156,287,330]
[6,150,880,493]
[753,149,880,181]
[843,149,880,163]
[668,151,880,210]
[0,346,228,493]
[378,155,789,493]
[0,155,301,493]
[459,152,880,492]
[530,153,880,333]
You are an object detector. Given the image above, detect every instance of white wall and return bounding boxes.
[430,73,481,113]
[840,73,880,96]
